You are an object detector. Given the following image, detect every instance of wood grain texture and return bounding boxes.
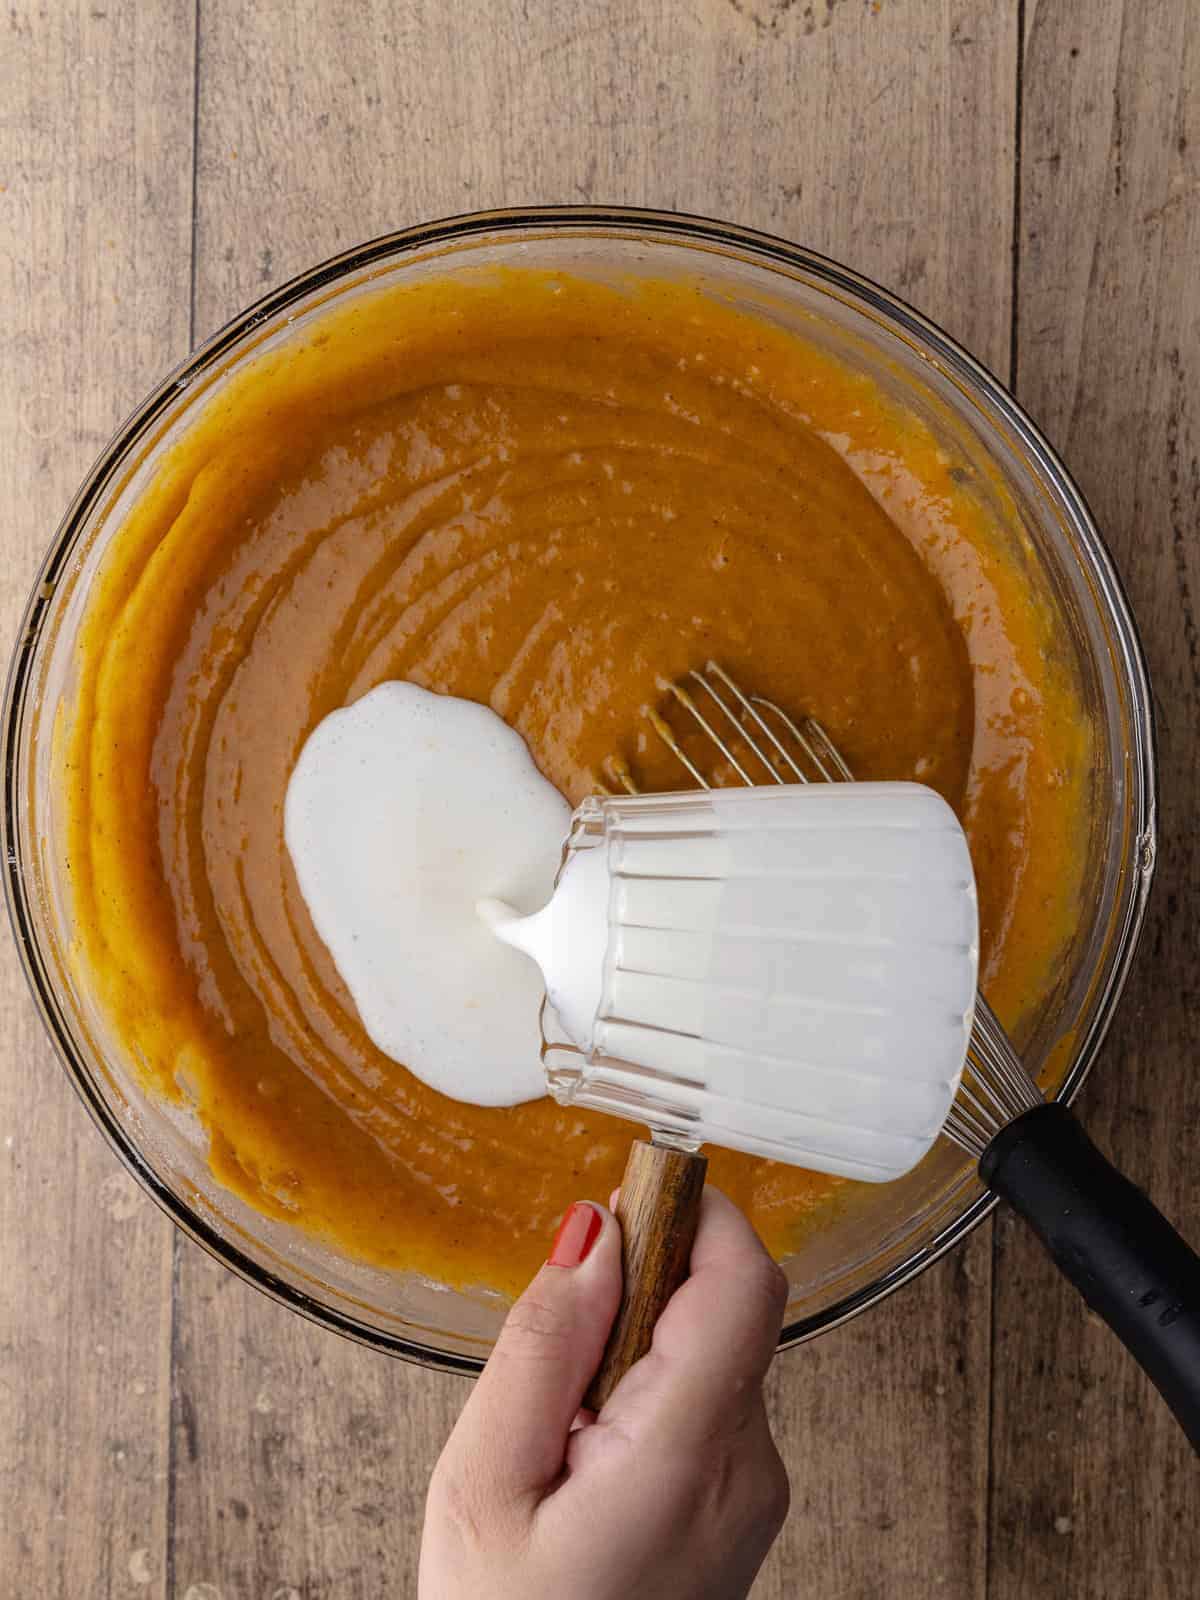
[992,2,1200,1594]
[168,1250,471,1600]
[192,0,1017,372]
[0,4,194,1596]
[586,1143,708,1411]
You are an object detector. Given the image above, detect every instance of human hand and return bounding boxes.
[419,1186,790,1599]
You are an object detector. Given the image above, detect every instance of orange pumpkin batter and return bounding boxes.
[61,269,1088,1298]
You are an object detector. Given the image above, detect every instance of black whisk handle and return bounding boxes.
[981,1101,1200,1453]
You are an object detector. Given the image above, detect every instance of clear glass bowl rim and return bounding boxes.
[2,204,1158,1374]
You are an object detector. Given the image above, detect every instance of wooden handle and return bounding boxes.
[584,1139,708,1411]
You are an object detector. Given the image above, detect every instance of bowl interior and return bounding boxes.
[4,212,1155,1365]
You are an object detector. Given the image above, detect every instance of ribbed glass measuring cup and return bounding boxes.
[523,784,979,1184]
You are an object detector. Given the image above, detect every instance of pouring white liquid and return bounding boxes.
[285,681,569,1106]
[287,684,979,1181]
[477,844,611,1054]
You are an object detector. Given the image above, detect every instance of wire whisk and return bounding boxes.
[590,661,1200,1449]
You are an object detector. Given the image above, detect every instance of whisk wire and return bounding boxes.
[666,680,756,786]
[644,705,712,789]
[698,663,806,784]
[753,699,854,783]
[945,996,1043,1158]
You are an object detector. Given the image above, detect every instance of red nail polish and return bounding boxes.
[548,1201,603,1268]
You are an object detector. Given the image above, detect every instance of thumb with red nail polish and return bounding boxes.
[424,1201,621,1534]
[421,1188,789,1600]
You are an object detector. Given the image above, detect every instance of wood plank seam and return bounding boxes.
[167,6,204,1597]
[989,17,1027,1600]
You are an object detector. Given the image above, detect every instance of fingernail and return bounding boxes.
[548,1201,603,1268]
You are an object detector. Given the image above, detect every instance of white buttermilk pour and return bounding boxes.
[285,680,569,1106]
[287,684,980,1182]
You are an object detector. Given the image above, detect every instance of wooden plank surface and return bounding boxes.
[0,5,194,1597]
[0,0,1194,1596]
[991,2,1200,1595]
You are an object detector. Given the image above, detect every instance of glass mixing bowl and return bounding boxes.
[2,207,1157,1373]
